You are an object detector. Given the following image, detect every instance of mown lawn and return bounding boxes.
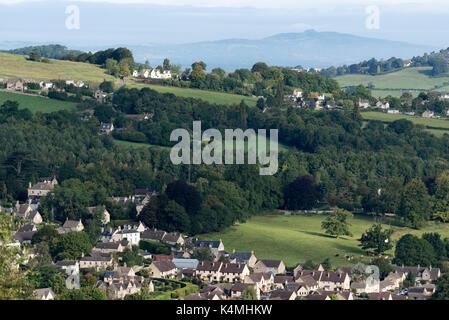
[127,83,258,107]
[0,52,115,86]
[200,214,449,268]
[0,91,77,113]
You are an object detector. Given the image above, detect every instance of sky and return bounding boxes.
[0,0,448,49]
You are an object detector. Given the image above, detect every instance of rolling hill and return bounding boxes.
[335,67,449,98]
[0,52,258,107]
[0,52,115,86]
[128,30,433,70]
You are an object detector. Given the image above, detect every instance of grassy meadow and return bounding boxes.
[362,111,449,136]
[336,67,449,100]
[0,91,77,113]
[127,82,258,107]
[200,213,449,268]
[0,52,115,86]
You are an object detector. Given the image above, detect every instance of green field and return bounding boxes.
[335,67,449,98]
[200,214,449,268]
[115,134,292,153]
[0,91,77,113]
[362,111,449,136]
[127,83,258,107]
[113,139,171,150]
[0,52,116,86]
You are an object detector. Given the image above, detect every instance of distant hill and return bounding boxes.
[127,30,434,71]
[2,44,83,60]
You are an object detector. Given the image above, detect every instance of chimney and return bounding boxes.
[29,182,32,188]
[232,249,236,254]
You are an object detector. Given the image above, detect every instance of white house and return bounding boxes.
[39,81,53,90]
[111,229,140,246]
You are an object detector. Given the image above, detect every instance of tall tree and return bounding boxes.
[284,175,320,210]
[359,224,393,255]
[399,178,431,229]
[321,209,353,238]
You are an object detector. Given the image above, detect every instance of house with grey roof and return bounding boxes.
[99,122,114,134]
[269,289,297,300]
[13,230,36,243]
[408,284,436,300]
[244,273,274,294]
[194,240,224,260]
[394,265,441,283]
[220,263,251,283]
[141,229,166,242]
[229,250,257,268]
[28,177,58,198]
[18,223,37,233]
[162,232,185,246]
[57,219,84,234]
[93,241,126,254]
[253,259,286,275]
[149,260,178,279]
[33,288,56,300]
[80,252,114,271]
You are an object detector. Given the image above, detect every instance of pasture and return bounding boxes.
[200,213,449,268]
[0,91,77,113]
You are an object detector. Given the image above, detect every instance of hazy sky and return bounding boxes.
[0,0,448,49]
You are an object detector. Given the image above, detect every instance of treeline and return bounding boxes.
[146,61,340,98]
[320,57,406,78]
[4,44,83,59]
[321,48,449,78]
[61,47,135,77]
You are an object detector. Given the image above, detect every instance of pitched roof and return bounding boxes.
[320,272,348,283]
[141,230,166,241]
[274,276,294,284]
[33,288,55,299]
[14,231,36,242]
[163,232,182,243]
[296,275,318,288]
[94,242,121,250]
[194,240,222,248]
[246,273,272,283]
[81,252,112,262]
[306,294,329,300]
[152,260,177,273]
[220,263,247,274]
[258,259,283,268]
[62,219,82,229]
[18,224,36,233]
[230,252,254,262]
[196,261,222,272]
[369,292,392,300]
[270,290,296,300]
[29,182,54,191]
